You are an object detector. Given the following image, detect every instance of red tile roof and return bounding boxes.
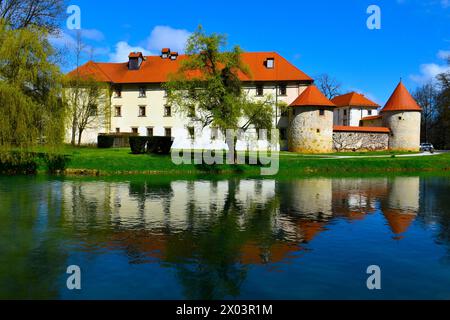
[332,92,380,108]
[67,52,313,84]
[382,81,422,113]
[361,115,383,121]
[333,126,390,133]
[290,85,336,108]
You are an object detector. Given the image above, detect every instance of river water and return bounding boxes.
[1,175,449,300]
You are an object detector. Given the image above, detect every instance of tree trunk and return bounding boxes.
[77,129,83,146]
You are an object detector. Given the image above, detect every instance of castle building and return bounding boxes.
[67,50,422,153]
[331,92,380,127]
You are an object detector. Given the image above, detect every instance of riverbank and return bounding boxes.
[38,146,450,177]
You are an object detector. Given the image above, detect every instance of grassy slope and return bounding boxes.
[50,146,450,176]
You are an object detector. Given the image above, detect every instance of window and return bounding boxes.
[279,84,287,96]
[114,87,122,98]
[116,128,120,133]
[115,106,122,117]
[317,129,321,133]
[368,110,373,116]
[399,116,403,120]
[139,87,146,98]
[319,109,325,116]
[343,109,348,116]
[188,105,195,118]
[139,106,146,117]
[164,105,172,117]
[165,128,172,137]
[266,58,274,69]
[343,119,348,126]
[280,128,287,140]
[89,104,98,117]
[147,127,154,137]
[132,127,139,135]
[256,85,264,96]
[211,128,219,140]
[188,127,195,140]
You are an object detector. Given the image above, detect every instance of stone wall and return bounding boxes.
[333,131,389,152]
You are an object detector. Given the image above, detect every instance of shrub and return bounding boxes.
[98,135,115,149]
[130,136,150,154]
[147,137,174,155]
[45,154,71,173]
[0,152,38,175]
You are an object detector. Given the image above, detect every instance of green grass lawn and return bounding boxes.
[43,145,450,177]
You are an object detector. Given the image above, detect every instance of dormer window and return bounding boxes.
[161,48,171,59]
[128,52,144,70]
[266,58,275,69]
[170,52,179,61]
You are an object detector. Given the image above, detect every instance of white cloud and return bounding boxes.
[108,26,191,62]
[146,26,191,53]
[438,50,450,59]
[410,63,450,83]
[108,41,153,63]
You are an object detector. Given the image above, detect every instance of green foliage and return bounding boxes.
[129,137,151,154]
[147,137,174,155]
[0,20,65,151]
[0,152,37,175]
[44,154,70,173]
[164,26,274,143]
[97,135,115,149]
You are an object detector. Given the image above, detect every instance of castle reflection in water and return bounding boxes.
[61,177,423,265]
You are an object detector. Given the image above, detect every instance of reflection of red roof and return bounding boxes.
[384,209,417,235]
[382,82,422,113]
[290,85,336,108]
[297,221,326,242]
[333,126,390,133]
[240,243,300,265]
[67,52,313,84]
[332,92,380,108]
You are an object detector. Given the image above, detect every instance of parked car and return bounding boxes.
[420,143,435,153]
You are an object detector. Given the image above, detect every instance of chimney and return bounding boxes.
[128,52,144,70]
[161,48,171,59]
[170,52,179,60]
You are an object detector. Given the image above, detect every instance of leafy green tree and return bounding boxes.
[0,20,65,151]
[165,27,276,161]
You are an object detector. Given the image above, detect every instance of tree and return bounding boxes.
[413,82,439,143]
[0,19,65,150]
[64,32,109,146]
[0,0,65,32]
[435,64,450,149]
[316,73,342,100]
[165,27,276,161]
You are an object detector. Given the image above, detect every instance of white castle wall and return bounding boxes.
[383,111,421,151]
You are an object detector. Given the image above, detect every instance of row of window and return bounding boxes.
[116,127,289,141]
[256,84,287,97]
[113,85,289,99]
[114,105,172,117]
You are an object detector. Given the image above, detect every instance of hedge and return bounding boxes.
[98,135,115,149]
[129,136,151,154]
[147,136,174,155]
[129,136,174,155]
[0,152,38,175]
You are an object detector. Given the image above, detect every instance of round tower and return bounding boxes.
[288,85,336,153]
[381,81,422,151]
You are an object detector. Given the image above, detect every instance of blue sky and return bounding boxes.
[54,0,450,103]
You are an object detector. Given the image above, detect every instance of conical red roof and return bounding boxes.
[290,85,336,108]
[381,82,422,113]
[332,92,380,108]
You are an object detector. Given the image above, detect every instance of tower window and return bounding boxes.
[399,116,403,120]
[317,129,321,133]
[319,109,325,116]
